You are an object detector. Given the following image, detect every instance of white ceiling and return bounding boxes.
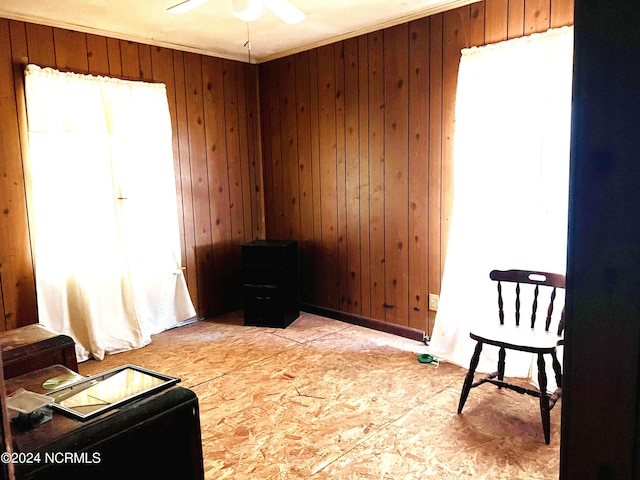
[0,0,478,63]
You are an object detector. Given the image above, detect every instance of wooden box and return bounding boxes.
[0,325,78,379]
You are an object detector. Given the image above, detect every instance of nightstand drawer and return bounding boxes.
[242,264,288,286]
[243,286,290,328]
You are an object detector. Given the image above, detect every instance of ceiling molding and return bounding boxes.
[258,0,480,63]
[0,10,252,63]
[0,0,480,64]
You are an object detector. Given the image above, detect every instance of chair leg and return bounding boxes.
[551,350,562,388]
[537,353,551,444]
[458,342,483,414]
[497,347,506,387]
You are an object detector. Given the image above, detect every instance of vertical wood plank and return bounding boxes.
[235,64,254,243]
[258,63,275,239]
[550,0,574,27]
[25,23,55,66]
[507,0,525,39]
[469,1,486,46]
[279,57,301,241]
[358,35,371,318]
[269,59,285,239]
[120,40,140,78]
[485,0,509,44]
[138,44,152,80]
[222,60,244,308]
[9,20,35,330]
[408,18,430,332]
[10,21,36,331]
[442,8,469,272]
[202,55,231,314]
[9,21,31,307]
[10,20,38,330]
[244,64,265,240]
[384,24,410,327]
[1,20,37,330]
[86,34,109,75]
[525,0,551,34]
[106,37,122,76]
[368,31,386,321]
[309,49,323,306]
[295,51,315,304]
[52,28,88,71]
[428,14,444,334]
[344,37,362,315]
[334,42,348,312]
[170,50,199,311]
[317,44,339,309]
[184,52,214,315]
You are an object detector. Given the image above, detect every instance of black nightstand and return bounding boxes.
[241,240,299,328]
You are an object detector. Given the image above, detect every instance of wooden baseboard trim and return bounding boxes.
[300,303,425,342]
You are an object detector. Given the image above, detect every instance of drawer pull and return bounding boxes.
[256,296,272,300]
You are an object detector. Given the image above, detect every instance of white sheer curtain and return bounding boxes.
[24,65,196,362]
[429,27,573,381]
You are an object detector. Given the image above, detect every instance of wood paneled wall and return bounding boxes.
[0,0,574,336]
[258,0,574,335]
[0,19,265,330]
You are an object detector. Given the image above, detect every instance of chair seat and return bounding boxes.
[470,324,562,353]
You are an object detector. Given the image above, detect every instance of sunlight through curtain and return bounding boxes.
[429,27,574,383]
[24,65,196,361]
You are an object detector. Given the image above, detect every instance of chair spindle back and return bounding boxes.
[490,270,566,333]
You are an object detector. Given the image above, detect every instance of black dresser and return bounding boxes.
[241,240,299,328]
[7,365,204,480]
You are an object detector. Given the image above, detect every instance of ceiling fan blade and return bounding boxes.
[167,0,210,14]
[230,0,264,22]
[263,0,305,24]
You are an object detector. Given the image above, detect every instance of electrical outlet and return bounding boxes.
[428,294,439,312]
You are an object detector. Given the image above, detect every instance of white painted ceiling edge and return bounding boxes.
[0,0,479,63]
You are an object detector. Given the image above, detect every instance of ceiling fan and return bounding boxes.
[167,0,306,25]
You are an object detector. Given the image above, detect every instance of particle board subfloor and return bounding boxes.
[79,311,561,479]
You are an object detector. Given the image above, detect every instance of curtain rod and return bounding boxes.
[19,60,164,85]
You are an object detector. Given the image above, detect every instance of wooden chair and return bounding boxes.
[457,269,565,444]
